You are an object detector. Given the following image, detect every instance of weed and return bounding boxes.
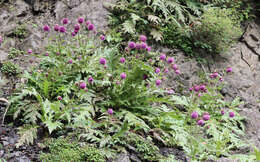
[0,61,20,76]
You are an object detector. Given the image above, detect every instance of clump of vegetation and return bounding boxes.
[40,138,106,162]
[13,24,28,39]
[192,8,242,55]
[0,61,20,76]
[8,48,24,59]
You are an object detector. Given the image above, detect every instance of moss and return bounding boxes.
[40,138,106,162]
[0,61,21,76]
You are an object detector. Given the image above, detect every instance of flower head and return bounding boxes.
[43,25,50,32]
[128,41,136,49]
[146,46,151,52]
[54,24,59,31]
[191,111,198,119]
[194,85,200,92]
[100,35,105,41]
[88,77,94,84]
[71,32,76,37]
[107,108,113,115]
[221,110,225,115]
[141,42,147,49]
[99,57,106,65]
[164,68,169,74]
[155,79,162,86]
[74,24,80,31]
[59,26,66,33]
[45,53,49,56]
[189,87,193,91]
[120,57,125,63]
[226,67,232,73]
[86,20,91,26]
[140,35,147,42]
[175,69,180,75]
[68,59,73,64]
[57,96,62,100]
[136,43,141,50]
[203,114,210,121]
[167,89,174,95]
[200,85,206,91]
[79,82,86,89]
[155,68,160,74]
[197,119,205,126]
[143,74,148,80]
[160,53,166,60]
[62,18,69,24]
[167,57,174,64]
[88,24,94,30]
[0,36,2,44]
[27,49,32,54]
[120,72,126,79]
[229,112,235,118]
[172,64,178,71]
[78,17,84,24]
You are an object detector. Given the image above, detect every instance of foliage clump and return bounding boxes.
[40,138,106,162]
[0,61,20,76]
[192,8,242,55]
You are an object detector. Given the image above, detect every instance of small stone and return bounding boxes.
[2,141,9,146]
[0,150,4,157]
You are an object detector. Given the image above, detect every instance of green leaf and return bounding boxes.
[44,120,62,134]
[122,20,135,34]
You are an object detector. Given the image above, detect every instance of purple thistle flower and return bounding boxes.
[210,72,219,79]
[88,24,94,31]
[27,49,32,54]
[71,32,76,37]
[168,89,174,95]
[160,53,166,60]
[99,57,106,65]
[200,85,206,91]
[88,77,94,84]
[226,67,232,73]
[120,72,126,79]
[79,82,86,89]
[189,87,193,91]
[86,20,91,26]
[107,108,113,115]
[164,68,169,74]
[175,69,180,75]
[146,46,151,52]
[116,81,120,85]
[191,111,199,119]
[203,114,210,121]
[194,85,200,92]
[140,35,147,42]
[229,112,235,118]
[141,42,147,49]
[197,93,202,97]
[74,24,80,31]
[68,59,73,64]
[45,53,49,56]
[143,74,148,80]
[54,24,59,31]
[136,43,141,50]
[167,57,174,64]
[43,25,50,32]
[219,77,223,82]
[57,96,62,100]
[100,35,106,41]
[56,52,60,55]
[221,110,225,115]
[128,41,136,49]
[172,64,178,71]
[78,17,84,24]
[59,26,66,33]
[120,57,125,63]
[62,18,69,24]
[155,68,160,74]
[197,120,205,126]
[155,79,162,86]
[0,36,2,44]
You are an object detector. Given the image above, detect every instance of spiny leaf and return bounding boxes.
[16,125,38,148]
[150,29,163,41]
[122,20,135,34]
[148,15,161,24]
